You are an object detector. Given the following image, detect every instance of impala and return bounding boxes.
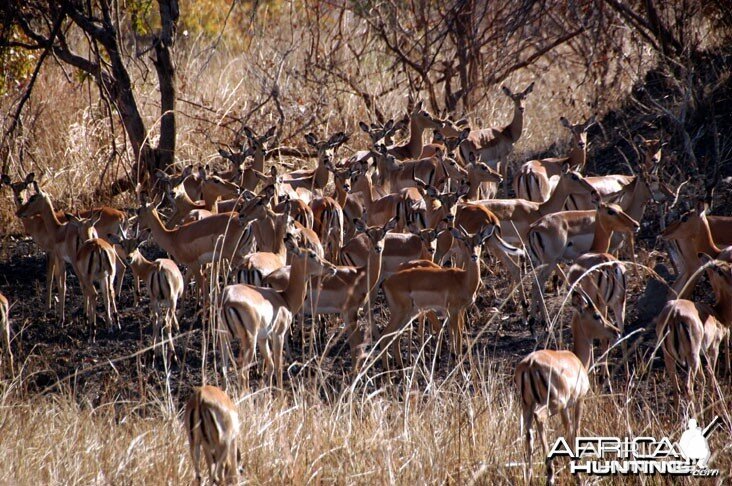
[185,385,240,485]
[387,101,443,160]
[15,189,123,323]
[219,124,277,190]
[0,291,11,373]
[281,132,348,194]
[310,195,344,262]
[418,127,469,159]
[459,83,534,194]
[514,116,595,202]
[349,165,423,231]
[374,144,467,194]
[221,236,337,389]
[137,197,261,300]
[527,202,639,331]
[340,223,438,282]
[69,215,119,338]
[236,204,291,286]
[474,164,597,246]
[327,161,364,240]
[656,256,732,408]
[660,203,729,294]
[113,237,184,356]
[379,225,523,370]
[515,292,620,485]
[302,218,397,366]
[3,173,125,309]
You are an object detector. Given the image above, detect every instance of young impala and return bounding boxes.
[185,385,241,485]
[69,215,119,338]
[218,125,277,190]
[514,116,595,202]
[221,236,337,389]
[112,237,184,357]
[515,292,620,485]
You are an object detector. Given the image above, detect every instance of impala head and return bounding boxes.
[571,291,621,340]
[409,100,443,130]
[359,119,399,146]
[284,234,338,277]
[636,140,673,202]
[436,118,470,139]
[699,253,732,290]
[354,217,398,253]
[438,127,470,157]
[305,131,349,167]
[451,225,495,262]
[559,115,595,154]
[15,188,52,219]
[501,82,534,112]
[557,163,596,196]
[469,161,502,184]
[65,213,100,241]
[137,196,164,231]
[1,172,36,207]
[660,202,708,241]
[408,225,439,256]
[200,172,241,199]
[596,202,639,235]
[242,125,277,153]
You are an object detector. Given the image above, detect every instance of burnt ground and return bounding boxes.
[0,227,713,414]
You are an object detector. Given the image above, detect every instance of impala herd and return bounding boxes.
[1,86,730,484]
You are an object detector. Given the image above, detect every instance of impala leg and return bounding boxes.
[57,261,67,325]
[258,333,274,388]
[189,432,202,485]
[380,310,411,372]
[101,277,114,332]
[344,310,366,370]
[521,408,534,485]
[45,253,55,310]
[534,412,552,485]
[272,332,285,390]
[663,351,680,411]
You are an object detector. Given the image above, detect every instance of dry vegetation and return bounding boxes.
[1,1,731,484]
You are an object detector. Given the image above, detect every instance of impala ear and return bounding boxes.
[459,127,470,142]
[571,290,591,309]
[354,218,367,233]
[305,133,318,147]
[384,119,395,132]
[501,86,512,97]
[359,121,370,133]
[480,224,496,242]
[0,174,10,185]
[384,216,399,231]
[24,172,36,184]
[65,212,80,224]
[264,125,277,140]
[561,161,571,174]
[522,82,535,96]
[559,117,571,129]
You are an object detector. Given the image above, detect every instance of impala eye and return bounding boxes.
[571,174,578,180]
[593,312,601,320]
[608,208,617,215]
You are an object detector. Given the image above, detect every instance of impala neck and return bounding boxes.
[621,176,650,222]
[282,254,311,314]
[252,147,265,173]
[313,159,330,189]
[571,315,593,369]
[37,198,63,233]
[129,250,155,281]
[506,103,524,143]
[352,174,375,207]
[696,215,721,257]
[365,245,383,293]
[145,209,176,254]
[712,285,732,326]
[334,181,347,208]
[462,247,483,300]
[540,180,572,214]
[567,143,586,170]
[406,117,426,159]
[589,216,615,253]
[273,215,289,262]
